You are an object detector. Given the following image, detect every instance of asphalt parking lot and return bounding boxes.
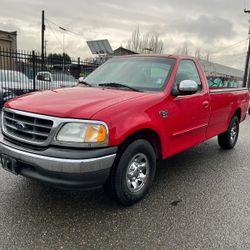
[0,116,250,250]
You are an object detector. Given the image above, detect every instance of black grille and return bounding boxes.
[3,110,53,144]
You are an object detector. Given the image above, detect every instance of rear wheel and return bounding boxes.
[104,139,156,206]
[248,107,250,115]
[218,116,239,149]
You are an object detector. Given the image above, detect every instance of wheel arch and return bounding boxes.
[117,128,163,161]
[232,108,241,121]
[226,107,241,131]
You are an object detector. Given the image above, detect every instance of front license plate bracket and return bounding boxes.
[1,154,18,175]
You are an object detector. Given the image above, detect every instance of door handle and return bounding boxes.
[202,101,209,108]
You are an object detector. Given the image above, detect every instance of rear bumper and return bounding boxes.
[0,136,117,189]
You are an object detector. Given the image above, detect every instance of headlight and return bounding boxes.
[56,122,108,146]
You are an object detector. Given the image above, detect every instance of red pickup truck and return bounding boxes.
[0,55,249,205]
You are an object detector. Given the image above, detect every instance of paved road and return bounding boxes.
[0,117,250,250]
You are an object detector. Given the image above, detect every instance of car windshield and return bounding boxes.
[84,57,176,92]
[0,70,29,83]
[52,73,76,82]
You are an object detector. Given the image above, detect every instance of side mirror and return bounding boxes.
[172,80,198,96]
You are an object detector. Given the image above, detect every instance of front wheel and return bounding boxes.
[218,116,239,149]
[104,139,156,206]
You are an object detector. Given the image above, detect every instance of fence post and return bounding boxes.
[32,50,36,91]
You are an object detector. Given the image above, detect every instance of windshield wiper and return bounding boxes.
[98,82,141,92]
[78,81,92,87]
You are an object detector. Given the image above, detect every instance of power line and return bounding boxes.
[45,18,83,37]
[46,21,63,45]
[45,17,86,53]
[45,18,61,29]
[240,38,249,68]
[46,20,63,47]
[212,52,247,61]
[210,39,247,56]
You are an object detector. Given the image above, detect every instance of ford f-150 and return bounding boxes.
[0,55,249,205]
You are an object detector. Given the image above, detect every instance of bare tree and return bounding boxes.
[205,51,210,61]
[127,26,164,54]
[130,25,141,52]
[148,32,164,54]
[175,47,182,55]
[195,48,201,59]
[181,42,189,56]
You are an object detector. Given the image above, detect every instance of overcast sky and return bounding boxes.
[1,0,250,69]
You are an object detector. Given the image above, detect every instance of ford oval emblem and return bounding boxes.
[15,122,26,130]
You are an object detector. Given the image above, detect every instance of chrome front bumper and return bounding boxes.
[0,136,117,188]
[0,142,116,174]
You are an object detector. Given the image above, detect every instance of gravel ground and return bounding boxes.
[0,116,250,250]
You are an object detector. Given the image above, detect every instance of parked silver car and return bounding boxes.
[0,70,33,92]
[35,71,77,89]
[0,70,33,105]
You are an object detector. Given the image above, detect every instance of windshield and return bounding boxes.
[52,73,76,82]
[0,70,29,83]
[84,57,175,92]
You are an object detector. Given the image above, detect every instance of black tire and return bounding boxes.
[248,107,250,115]
[104,139,156,206]
[218,116,239,149]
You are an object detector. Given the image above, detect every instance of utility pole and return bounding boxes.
[41,10,46,69]
[243,9,250,89]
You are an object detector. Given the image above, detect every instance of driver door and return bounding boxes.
[167,60,210,155]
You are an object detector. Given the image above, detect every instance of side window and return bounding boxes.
[174,60,202,91]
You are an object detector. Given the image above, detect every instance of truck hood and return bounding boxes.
[5,87,147,119]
